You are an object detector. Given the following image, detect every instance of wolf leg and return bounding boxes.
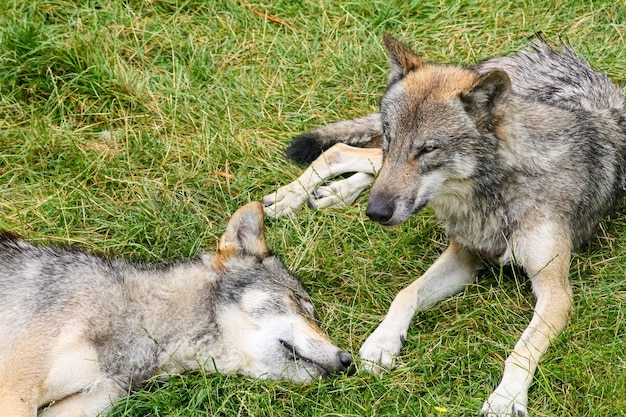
[41,380,124,417]
[263,144,382,218]
[309,172,375,209]
[481,228,572,417]
[359,240,481,372]
[285,113,382,164]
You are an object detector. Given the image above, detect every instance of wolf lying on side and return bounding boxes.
[0,202,353,417]
[263,35,626,416]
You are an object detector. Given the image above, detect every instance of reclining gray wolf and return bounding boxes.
[263,34,626,416]
[0,202,353,417]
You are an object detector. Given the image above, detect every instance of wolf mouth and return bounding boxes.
[279,339,330,377]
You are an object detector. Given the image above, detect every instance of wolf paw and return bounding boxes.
[479,389,528,417]
[308,185,351,209]
[358,325,406,374]
[262,186,307,218]
[309,173,374,210]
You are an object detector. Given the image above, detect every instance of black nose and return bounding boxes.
[338,351,356,375]
[366,199,394,223]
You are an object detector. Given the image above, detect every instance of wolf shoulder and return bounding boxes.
[481,43,626,178]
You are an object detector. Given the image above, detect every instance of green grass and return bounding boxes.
[1,0,625,416]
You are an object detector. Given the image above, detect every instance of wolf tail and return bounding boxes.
[285,113,382,164]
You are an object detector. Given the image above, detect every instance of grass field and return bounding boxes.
[1,1,625,416]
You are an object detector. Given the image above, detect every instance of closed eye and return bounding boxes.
[416,145,437,159]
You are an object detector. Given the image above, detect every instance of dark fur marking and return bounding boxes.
[285,132,331,164]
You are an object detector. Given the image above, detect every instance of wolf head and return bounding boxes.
[366,34,509,226]
[202,202,353,382]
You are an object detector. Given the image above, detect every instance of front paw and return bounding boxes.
[358,325,406,374]
[262,186,307,218]
[479,388,528,417]
[308,185,348,209]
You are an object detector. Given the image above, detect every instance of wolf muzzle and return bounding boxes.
[337,351,356,375]
[365,198,394,224]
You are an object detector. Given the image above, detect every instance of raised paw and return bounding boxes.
[358,324,406,374]
[479,388,528,417]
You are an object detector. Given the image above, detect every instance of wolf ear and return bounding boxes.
[384,33,423,86]
[218,202,269,259]
[460,70,510,130]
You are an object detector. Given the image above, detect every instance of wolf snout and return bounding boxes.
[365,199,394,224]
[337,350,356,375]
[323,349,355,376]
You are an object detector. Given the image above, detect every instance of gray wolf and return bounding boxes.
[263,34,626,416]
[0,202,353,417]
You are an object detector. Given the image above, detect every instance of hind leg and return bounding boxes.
[263,144,382,217]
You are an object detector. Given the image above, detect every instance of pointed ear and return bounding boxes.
[218,202,269,259]
[383,33,423,86]
[460,70,510,130]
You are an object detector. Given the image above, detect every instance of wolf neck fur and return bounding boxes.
[101,256,226,381]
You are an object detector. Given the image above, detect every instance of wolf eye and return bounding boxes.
[416,145,436,159]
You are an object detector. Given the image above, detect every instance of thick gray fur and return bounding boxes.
[264,35,626,417]
[0,203,352,417]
